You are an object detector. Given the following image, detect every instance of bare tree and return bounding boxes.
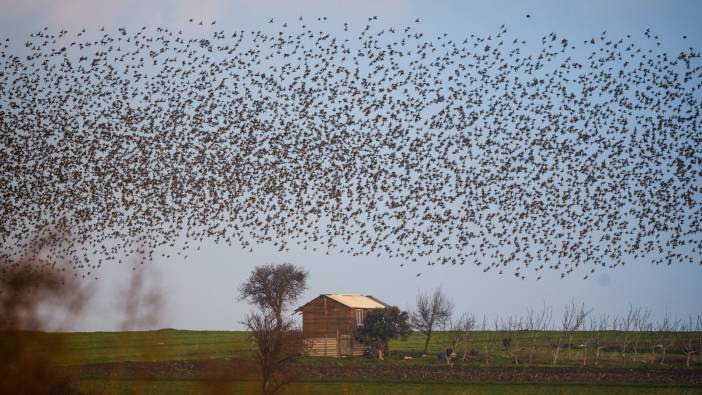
[240,263,308,394]
[630,306,651,362]
[524,304,551,364]
[588,313,610,366]
[678,316,699,369]
[655,312,679,365]
[243,311,304,395]
[239,263,308,329]
[549,328,561,364]
[616,304,636,361]
[446,313,476,362]
[499,315,523,365]
[552,301,588,365]
[410,287,453,355]
[480,315,492,366]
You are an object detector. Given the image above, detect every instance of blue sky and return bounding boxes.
[1,0,701,330]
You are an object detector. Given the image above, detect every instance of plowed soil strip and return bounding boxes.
[76,360,702,386]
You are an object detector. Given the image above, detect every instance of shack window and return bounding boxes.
[356,309,364,326]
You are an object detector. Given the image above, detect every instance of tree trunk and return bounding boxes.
[461,335,468,361]
[262,369,271,395]
[274,310,283,332]
[552,345,560,365]
[595,345,601,366]
[422,330,432,355]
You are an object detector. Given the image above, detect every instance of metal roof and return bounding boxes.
[323,294,387,309]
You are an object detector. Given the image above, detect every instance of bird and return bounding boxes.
[0,18,699,283]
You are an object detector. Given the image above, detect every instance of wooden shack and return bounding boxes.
[297,294,388,357]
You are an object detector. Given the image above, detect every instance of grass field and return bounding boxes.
[3,329,701,394]
[10,329,700,368]
[11,330,254,366]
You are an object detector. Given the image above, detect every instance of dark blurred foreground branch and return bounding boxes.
[0,238,88,394]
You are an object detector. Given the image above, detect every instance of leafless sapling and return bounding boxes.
[524,304,552,364]
[446,313,476,362]
[481,315,492,366]
[552,301,588,365]
[587,313,610,366]
[410,287,453,355]
[631,306,651,362]
[654,312,679,365]
[678,316,699,368]
[499,315,523,365]
[616,304,637,361]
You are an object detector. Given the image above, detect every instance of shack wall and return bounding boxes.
[302,295,357,338]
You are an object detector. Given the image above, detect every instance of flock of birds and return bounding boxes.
[1,17,700,280]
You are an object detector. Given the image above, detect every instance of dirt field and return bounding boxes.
[76,379,702,395]
[75,359,702,386]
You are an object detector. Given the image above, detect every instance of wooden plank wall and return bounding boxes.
[302,295,357,338]
[304,337,338,357]
[304,337,367,357]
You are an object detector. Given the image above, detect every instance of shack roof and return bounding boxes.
[324,294,388,309]
[296,294,388,312]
